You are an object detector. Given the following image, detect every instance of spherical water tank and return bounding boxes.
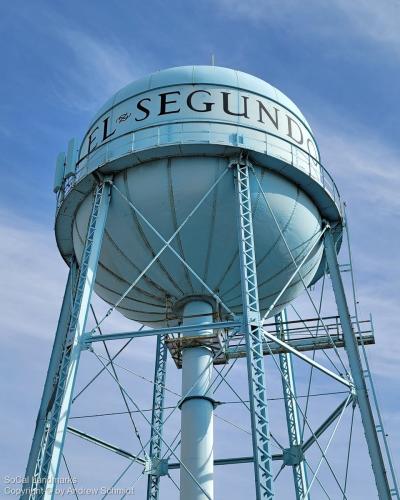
[55,66,342,327]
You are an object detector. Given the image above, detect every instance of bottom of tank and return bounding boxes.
[72,156,325,327]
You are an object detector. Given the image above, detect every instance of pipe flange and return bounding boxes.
[178,395,220,410]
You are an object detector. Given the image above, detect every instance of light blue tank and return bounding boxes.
[55,66,342,327]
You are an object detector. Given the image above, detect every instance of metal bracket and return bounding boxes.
[165,328,228,368]
[283,446,305,466]
[145,457,169,477]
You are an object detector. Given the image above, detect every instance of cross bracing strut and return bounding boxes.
[72,328,144,404]
[234,159,274,499]
[302,396,354,454]
[304,393,353,498]
[67,427,146,464]
[260,226,328,323]
[302,459,332,499]
[89,305,145,452]
[261,328,352,388]
[252,170,350,377]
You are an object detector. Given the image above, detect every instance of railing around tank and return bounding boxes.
[57,126,342,218]
[264,133,341,214]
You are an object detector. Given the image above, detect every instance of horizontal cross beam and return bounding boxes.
[67,426,284,469]
[86,316,372,345]
[85,321,241,343]
[168,454,283,468]
[67,426,146,465]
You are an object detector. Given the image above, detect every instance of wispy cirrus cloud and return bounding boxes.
[315,120,400,215]
[334,0,400,50]
[1,5,151,114]
[216,0,400,57]
[51,28,148,112]
[0,209,138,342]
[0,211,67,341]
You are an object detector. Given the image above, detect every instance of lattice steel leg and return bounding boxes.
[146,334,168,500]
[26,181,111,500]
[276,309,310,500]
[22,260,78,499]
[234,159,274,500]
[324,227,391,500]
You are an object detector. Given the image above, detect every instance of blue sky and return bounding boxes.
[0,1,399,498]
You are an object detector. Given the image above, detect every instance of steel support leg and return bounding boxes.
[276,310,310,500]
[180,301,214,500]
[26,181,111,500]
[234,160,274,499]
[146,334,168,500]
[22,260,78,499]
[324,228,391,500]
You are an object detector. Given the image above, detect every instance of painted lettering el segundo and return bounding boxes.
[78,85,319,165]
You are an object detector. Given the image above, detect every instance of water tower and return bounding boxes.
[22,66,399,499]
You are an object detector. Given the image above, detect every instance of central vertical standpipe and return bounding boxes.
[180,301,214,500]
